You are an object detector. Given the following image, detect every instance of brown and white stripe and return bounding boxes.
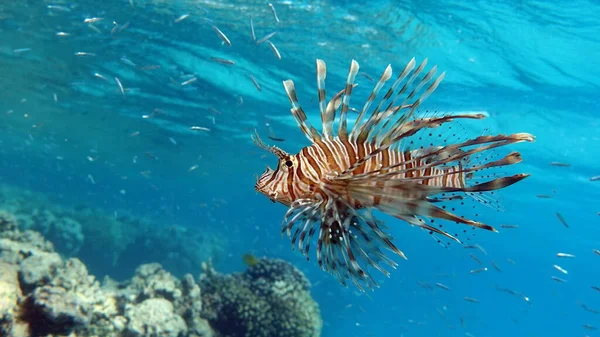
[256,136,468,208]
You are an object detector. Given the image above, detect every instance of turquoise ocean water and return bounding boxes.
[1,0,599,336]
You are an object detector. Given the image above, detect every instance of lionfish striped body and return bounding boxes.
[253,58,534,291]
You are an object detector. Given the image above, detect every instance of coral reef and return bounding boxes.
[200,258,322,337]
[0,211,323,337]
[0,183,226,279]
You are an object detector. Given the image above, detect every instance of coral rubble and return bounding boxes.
[0,211,322,337]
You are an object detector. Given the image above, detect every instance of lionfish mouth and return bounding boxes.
[266,192,277,203]
[254,183,277,203]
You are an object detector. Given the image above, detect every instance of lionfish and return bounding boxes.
[252,57,534,291]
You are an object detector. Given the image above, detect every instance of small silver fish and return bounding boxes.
[94,73,108,81]
[581,304,599,314]
[212,25,231,46]
[555,212,569,228]
[464,243,487,255]
[47,4,71,12]
[268,3,280,23]
[181,77,197,86]
[553,264,568,275]
[256,32,277,44]
[13,48,31,54]
[470,267,487,274]
[250,18,256,41]
[556,252,575,258]
[210,57,235,65]
[84,17,103,23]
[469,254,481,265]
[435,283,450,291]
[174,14,190,23]
[248,73,261,91]
[118,22,130,33]
[266,40,281,60]
[114,77,125,95]
[120,56,136,67]
[496,287,530,302]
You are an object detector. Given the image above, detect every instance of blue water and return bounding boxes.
[1,0,599,336]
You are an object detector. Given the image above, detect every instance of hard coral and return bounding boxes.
[0,210,218,337]
[200,258,322,337]
[0,184,226,280]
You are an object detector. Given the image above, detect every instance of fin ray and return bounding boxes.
[282,80,322,143]
[337,60,360,141]
[322,176,499,232]
[316,59,332,139]
[281,194,405,291]
[350,64,393,141]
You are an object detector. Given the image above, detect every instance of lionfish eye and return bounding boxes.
[285,160,293,167]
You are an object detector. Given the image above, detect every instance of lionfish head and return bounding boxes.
[252,131,294,206]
